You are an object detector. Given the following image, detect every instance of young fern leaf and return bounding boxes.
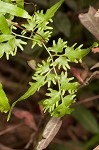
[53,94,76,117]
[51,103,73,117]
[48,38,67,53]
[38,39,90,117]
[46,73,56,87]
[22,11,52,47]
[0,0,93,120]
[40,73,78,117]
[0,35,14,58]
[60,72,79,94]
[0,1,29,59]
[35,0,64,29]
[7,37,91,119]
[32,29,52,48]
[35,59,51,75]
[65,44,90,62]
[43,89,61,113]
[0,35,14,43]
[54,56,70,70]
[0,38,27,59]
[22,0,64,48]
[0,0,64,59]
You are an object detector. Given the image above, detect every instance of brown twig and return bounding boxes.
[0,122,23,136]
[74,95,99,105]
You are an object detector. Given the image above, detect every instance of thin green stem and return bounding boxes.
[43,43,56,74]
[12,32,33,40]
[8,19,45,43]
[43,43,63,101]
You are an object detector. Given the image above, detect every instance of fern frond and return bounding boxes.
[48,38,67,53]
[65,44,90,62]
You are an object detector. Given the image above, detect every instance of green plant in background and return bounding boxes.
[0,0,97,120]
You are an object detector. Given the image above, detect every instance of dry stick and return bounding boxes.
[75,72,99,105]
[25,132,36,149]
[0,122,23,136]
[85,71,99,84]
[79,71,99,89]
[74,95,99,105]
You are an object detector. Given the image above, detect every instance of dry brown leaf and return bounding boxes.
[79,6,99,40]
[91,47,99,53]
[93,145,99,150]
[13,108,37,130]
[90,63,99,70]
[95,10,99,17]
[36,117,62,150]
[27,60,36,70]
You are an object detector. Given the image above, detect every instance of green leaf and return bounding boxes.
[46,0,64,21]
[0,38,27,59]
[34,10,53,29]
[50,94,75,117]
[22,16,37,31]
[91,42,99,48]
[60,72,79,93]
[2,0,11,3]
[0,34,14,43]
[19,81,45,101]
[72,105,99,134]
[63,94,76,106]
[16,0,24,8]
[41,89,61,113]
[13,38,27,51]
[23,10,52,33]
[65,44,90,62]
[46,73,56,87]
[36,60,50,75]
[84,134,99,150]
[52,104,73,117]
[7,76,45,121]
[0,1,31,19]
[36,0,64,29]
[0,47,4,58]
[48,38,67,53]
[32,29,52,48]
[0,14,10,34]
[23,0,63,33]
[54,56,70,70]
[0,83,10,113]
[44,89,61,107]
[23,0,64,47]
[0,42,11,59]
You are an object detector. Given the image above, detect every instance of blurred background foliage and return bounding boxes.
[0,0,99,150]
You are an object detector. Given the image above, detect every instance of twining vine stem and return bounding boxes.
[43,43,63,103]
